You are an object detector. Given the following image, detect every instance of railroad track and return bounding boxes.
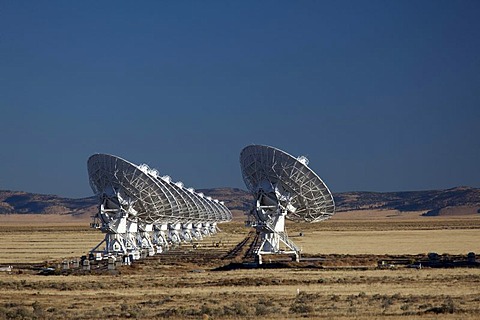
[243,232,260,260]
[222,231,257,260]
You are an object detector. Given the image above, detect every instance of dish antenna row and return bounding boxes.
[87,154,231,261]
[240,145,335,264]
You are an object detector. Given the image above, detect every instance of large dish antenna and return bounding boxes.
[88,154,231,262]
[240,145,335,263]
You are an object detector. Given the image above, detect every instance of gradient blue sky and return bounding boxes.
[1,1,479,198]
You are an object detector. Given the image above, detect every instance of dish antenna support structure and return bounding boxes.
[240,145,335,264]
[87,154,231,262]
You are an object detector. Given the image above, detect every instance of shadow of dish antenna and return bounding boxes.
[240,145,335,264]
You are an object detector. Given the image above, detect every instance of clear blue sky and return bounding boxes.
[1,1,479,198]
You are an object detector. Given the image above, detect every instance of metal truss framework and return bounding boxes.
[87,154,232,262]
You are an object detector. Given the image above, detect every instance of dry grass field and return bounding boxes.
[289,210,480,256]
[0,211,479,319]
[1,267,480,319]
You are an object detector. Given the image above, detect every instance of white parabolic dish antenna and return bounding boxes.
[88,154,231,261]
[240,145,335,263]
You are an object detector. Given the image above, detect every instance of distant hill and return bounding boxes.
[197,187,252,212]
[0,190,97,216]
[185,187,480,216]
[0,186,479,217]
[334,186,480,214]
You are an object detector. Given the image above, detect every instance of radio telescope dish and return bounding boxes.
[240,145,335,264]
[88,154,231,262]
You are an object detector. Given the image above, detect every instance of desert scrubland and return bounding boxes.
[0,211,479,319]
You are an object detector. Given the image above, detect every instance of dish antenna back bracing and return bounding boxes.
[87,154,232,262]
[240,145,335,264]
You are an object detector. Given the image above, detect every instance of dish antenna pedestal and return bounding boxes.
[240,145,335,264]
[89,188,157,261]
[246,182,300,264]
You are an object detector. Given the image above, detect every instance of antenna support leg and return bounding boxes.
[252,208,301,264]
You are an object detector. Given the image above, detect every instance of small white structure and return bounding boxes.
[0,266,12,272]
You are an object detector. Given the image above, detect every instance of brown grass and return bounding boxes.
[0,212,480,319]
[1,267,479,319]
